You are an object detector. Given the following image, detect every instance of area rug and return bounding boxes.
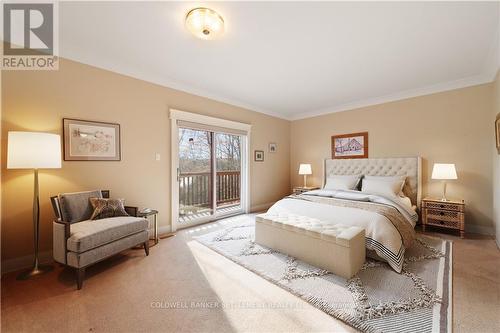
[195,216,452,333]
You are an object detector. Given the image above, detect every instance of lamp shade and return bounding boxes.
[7,131,61,169]
[298,163,312,175]
[431,163,457,180]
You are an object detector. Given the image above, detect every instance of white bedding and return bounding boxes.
[267,189,418,272]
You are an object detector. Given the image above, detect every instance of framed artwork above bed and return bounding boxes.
[331,132,368,159]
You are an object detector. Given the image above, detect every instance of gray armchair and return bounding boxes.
[51,190,149,289]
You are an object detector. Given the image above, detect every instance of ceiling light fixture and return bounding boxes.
[185,7,224,40]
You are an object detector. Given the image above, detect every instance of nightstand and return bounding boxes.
[422,198,465,238]
[293,186,320,195]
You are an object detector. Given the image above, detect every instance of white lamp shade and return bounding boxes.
[431,163,457,180]
[298,163,312,175]
[7,131,62,169]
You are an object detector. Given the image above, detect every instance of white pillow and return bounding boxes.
[363,175,406,195]
[361,178,405,198]
[324,175,361,191]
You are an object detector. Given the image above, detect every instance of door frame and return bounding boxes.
[170,109,251,232]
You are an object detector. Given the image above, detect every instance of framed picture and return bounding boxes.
[63,118,121,161]
[269,143,277,153]
[331,132,368,159]
[496,115,500,154]
[254,150,264,162]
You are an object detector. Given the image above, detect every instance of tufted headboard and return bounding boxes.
[323,157,422,209]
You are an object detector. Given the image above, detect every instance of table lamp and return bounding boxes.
[298,163,312,187]
[431,163,457,201]
[7,131,62,280]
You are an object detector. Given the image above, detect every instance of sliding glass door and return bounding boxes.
[215,133,242,213]
[178,127,244,226]
[178,128,214,223]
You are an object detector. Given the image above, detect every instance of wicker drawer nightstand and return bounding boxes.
[422,198,465,238]
[293,186,320,195]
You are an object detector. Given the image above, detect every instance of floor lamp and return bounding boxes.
[7,131,62,280]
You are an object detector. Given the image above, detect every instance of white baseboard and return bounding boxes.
[1,251,53,275]
[466,224,494,236]
[158,225,172,236]
[250,202,275,213]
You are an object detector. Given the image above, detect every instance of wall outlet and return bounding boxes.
[155,153,161,161]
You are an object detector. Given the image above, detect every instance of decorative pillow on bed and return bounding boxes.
[361,176,406,198]
[324,174,362,190]
[89,197,129,220]
[363,175,406,192]
[396,195,415,211]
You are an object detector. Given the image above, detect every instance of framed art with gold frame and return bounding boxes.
[63,118,121,161]
[331,132,368,159]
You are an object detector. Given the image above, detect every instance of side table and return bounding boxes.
[421,198,465,238]
[293,186,320,195]
[138,210,159,246]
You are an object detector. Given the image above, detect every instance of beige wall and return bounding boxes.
[1,59,291,262]
[2,57,497,265]
[493,70,500,246]
[291,84,494,232]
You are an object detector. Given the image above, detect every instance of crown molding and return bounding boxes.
[289,72,496,121]
[60,57,290,121]
[62,57,497,123]
[290,17,499,121]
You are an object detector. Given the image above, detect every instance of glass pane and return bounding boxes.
[215,133,242,214]
[178,128,213,223]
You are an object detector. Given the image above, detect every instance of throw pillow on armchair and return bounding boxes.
[89,197,129,220]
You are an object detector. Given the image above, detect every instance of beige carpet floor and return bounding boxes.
[1,215,499,333]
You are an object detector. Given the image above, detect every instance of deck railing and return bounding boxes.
[179,171,240,207]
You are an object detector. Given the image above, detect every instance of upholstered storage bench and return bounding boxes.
[255,213,365,278]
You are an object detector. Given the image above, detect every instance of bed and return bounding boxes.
[267,157,422,272]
